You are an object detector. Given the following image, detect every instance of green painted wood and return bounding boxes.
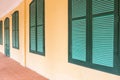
[15,11,19,49]
[92,0,114,67]
[12,11,19,49]
[30,0,36,52]
[69,0,120,75]
[12,12,16,48]
[4,18,10,57]
[37,0,44,53]
[92,15,114,67]
[30,0,45,55]
[71,0,86,61]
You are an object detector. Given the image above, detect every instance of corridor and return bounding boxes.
[0,53,48,80]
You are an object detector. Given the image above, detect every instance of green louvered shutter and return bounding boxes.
[12,11,19,49]
[71,0,86,61]
[5,18,10,48]
[4,18,10,56]
[92,0,114,67]
[12,13,16,47]
[15,12,19,48]
[37,0,44,53]
[30,1,36,51]
[0,21,2,44]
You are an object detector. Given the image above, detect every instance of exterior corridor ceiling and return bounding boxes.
[0,0,23,18]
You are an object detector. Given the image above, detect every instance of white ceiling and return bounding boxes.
[0,0,23,18]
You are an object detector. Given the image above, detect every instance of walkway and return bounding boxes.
[0,53,48,80]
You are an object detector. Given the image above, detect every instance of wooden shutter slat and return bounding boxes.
[37,0,43,25]
[71,0,86,61]
[92,0,114,67]
[72,0,86,18]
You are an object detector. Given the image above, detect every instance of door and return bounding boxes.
[4,18,10,57]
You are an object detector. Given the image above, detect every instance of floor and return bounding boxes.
[0,53,48,80]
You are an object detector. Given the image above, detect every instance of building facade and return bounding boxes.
[0,0,120,80]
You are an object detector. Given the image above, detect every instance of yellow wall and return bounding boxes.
[0,0,120,80]
[0,1,25,65]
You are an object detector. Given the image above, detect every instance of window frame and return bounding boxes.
[12,11,19,49]
[29,0,45,56]
[68,0,120,75]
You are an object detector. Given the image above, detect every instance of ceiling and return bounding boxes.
[0,0,23,18]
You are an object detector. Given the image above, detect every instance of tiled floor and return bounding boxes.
[0,53,48,80]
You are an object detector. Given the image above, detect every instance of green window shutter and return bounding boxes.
[69,0,120,75]
[0,21,2,45]
[92,0,114,15]
[12,31,16,47]
[12,13,16,48]
[5,18,10,45]
[37,0,43,25]
[30,27,36,51]
[30,0,45,55]
[12,11,19,49]
[15,30,19,49]
[92,0,114,67]
[30,1,36,27]
[37,25,44,53]
[30,1,36,51]
[71,0,86,61]
[72,0,86,18]
[37,0,44,53]
[15,12,19,49]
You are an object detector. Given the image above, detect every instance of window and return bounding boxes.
[12,11,19,49]
[29,0,45,55]
[0,21,3,45]
[68,0,120,75]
